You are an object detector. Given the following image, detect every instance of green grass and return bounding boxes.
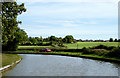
[1,54,22,67]
[18,46,52,49]
[18,45,66,50]
[64,42,118,49]
[39,51,120,62]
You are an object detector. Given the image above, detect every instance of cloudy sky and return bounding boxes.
[17,0,119,40]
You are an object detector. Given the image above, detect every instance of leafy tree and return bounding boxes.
[29,37,38,44]
[2,2,27,51]
[63,35,74,43]
[49,36,57,41]
[15,28,28,45]
[40,36,43,42]
[109,38,113,42]
[114,39,118,42]
[118,39,120,42]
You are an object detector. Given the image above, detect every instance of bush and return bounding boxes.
[92,45,115,50]
[82,48,95,54]
[105,47,120,58]
[92,49,108,56]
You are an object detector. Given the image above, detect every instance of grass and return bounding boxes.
[18,46,52,50]
[39,51,120,62]
[18,45,66,50]
[1,54,22,67]
[64,42,118,49]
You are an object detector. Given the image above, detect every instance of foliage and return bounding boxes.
[82,48,95,54]
[109,38,113,42]
[105,47,120,58]
[62,35,74,43]
[49,36,57,41]
[91,44,115,50]
[114,39,118,42]
[2,2,27,51]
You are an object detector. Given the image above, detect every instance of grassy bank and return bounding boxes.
[1,54,22,67]
[39,51,120,63]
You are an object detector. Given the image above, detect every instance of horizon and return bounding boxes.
[17,0,118,40]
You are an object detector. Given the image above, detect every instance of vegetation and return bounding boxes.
[62,35,74,43]
[105,47,120,58]
[2,2,27,51]
[3,43,120,63]
[1,54,22,67]
[109,38,114,42]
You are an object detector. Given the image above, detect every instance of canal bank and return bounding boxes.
[0,54,22,73]
[38,52,120,64]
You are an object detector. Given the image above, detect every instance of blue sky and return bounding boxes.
[17,0,118,40]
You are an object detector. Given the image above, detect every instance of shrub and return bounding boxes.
[105,48,120,58]
[82,48,95,54]
[92,45,115,50]
[92,49,108,56]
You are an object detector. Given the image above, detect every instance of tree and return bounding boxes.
[15,28,28,45]
[109,38,113,42]
[2,2,27,51]
[114,39,118,42]
[118,39,120,42]
[40,36,43,42]
[29,37,38,45]
[49,36,57,41]
[63,35,74,43]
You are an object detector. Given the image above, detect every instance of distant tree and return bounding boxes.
[40,36,43,42]
[94,40,98,42]
[43,37,49,42]
[118,39,120,42]
[109,38,113,42]
[29,37,38,44]
[49,36,57,41]
[63,35,74,43]
[114,39,118,42]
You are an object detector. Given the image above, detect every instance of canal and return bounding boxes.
[2,54,120,76]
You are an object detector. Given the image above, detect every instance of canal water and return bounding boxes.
[2,54,120,76]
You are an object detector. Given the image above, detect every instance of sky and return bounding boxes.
[17,0,119,40]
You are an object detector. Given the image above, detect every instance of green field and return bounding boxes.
[64,42,118,49]
[18,42,119,50]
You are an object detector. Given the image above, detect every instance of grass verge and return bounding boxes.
[39,51,120,63]
[1,54,22,67]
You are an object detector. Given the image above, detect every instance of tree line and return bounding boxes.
[20,35,75,46]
